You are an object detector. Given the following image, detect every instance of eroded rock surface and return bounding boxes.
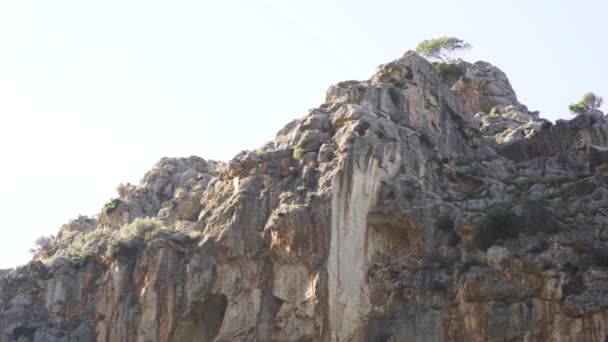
[2,51,608,342]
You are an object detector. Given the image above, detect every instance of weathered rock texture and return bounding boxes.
[2,51,608,342]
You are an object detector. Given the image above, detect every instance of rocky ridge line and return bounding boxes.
[1,51,608,342]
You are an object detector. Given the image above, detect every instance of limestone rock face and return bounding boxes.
[2,51,608,342]
[450,60,522,113]
[439,60,550,144]
[99,156,223,228]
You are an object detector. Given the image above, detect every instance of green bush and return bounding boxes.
[104,199,122,214]
[569,91,603,115]
[34,218,177,266]
[292,146,304,160]
[30,235,54,254]
[63,229,109,266]
[108,218,170,256]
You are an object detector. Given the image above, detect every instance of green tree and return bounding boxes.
[30,235,53,254]
[415,36,471,62]
[569,92,603,115]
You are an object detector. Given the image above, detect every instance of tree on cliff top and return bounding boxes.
[569,92,603,115]
[415,36,471,62]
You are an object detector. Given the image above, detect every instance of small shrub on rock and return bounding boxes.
[292,146,305,160]
[63,229,109,267]
[103,199,122,214]
[30,235,53,254]
[108,218,170,257]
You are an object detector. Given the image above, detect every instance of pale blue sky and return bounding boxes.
[0,0,606,268]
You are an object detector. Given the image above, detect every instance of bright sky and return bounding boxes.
[0,0,606,269]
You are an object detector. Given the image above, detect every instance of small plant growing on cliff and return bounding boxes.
[415,36,471,62]
[569,92,603,115]
[293,146,304,160]
[29,235,53,254]
[104,199,122,214]
[63,229,109,267]
[108,218,169,257]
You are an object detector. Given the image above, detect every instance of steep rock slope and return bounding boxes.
[2,52,608,342]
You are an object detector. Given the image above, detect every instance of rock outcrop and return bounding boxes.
[2,51,608,342]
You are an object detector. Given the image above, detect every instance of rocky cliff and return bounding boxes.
[2,51,608,342]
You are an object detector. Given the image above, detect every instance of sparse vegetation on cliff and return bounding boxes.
[108,217,170,256]
[29,235,53,254]
[103,198,122,214]
[63,229,109,266]
[293,146,304,160]
[569,91,603,115]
